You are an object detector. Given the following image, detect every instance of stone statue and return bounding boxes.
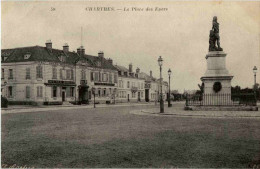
[209,16,223,51]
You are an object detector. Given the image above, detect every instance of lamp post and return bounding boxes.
[113,88,117,104]
[253,66,258,101]
[92,87,96,108]
[168,69,172,107]
[158,56,164,113]
[253,66,257,88]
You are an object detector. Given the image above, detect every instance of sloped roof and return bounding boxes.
[1,46,117,71]
[139,72,157,82]
[83,55,117,70]
[1,46,79,64]
[114,65,129,72]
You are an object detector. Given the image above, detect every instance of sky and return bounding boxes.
[1,1,260,92]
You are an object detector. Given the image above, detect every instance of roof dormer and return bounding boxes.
[24,52,31,60]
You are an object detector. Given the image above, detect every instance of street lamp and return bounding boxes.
[168,69,172,107]
[158,56,164,113]
[113,88,117,104]
[92,87,96,108]
[253,66,257,87]
[253,66,258,102]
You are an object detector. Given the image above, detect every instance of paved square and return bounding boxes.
[2,103,260,168]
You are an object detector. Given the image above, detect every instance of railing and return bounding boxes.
[186,93,256,106]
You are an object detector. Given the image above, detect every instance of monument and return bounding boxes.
[200,16,233,105]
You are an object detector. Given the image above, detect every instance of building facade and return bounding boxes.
[1,41,117,105]
[114,64,145,103]
[1,41,168,105]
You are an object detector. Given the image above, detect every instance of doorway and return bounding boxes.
[62,91,65,101]
[145,89,149,102]
[138,92,141,101]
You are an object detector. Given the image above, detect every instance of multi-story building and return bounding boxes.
[76,48,118,104]
[1,41,117,105]
[1,41,79,105]
[139,71,168,102]
[114,64,145,102]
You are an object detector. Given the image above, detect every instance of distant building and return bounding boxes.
[114,64,145,102]
[138,71,168,102]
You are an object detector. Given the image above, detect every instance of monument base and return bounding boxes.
[200,51,233,106]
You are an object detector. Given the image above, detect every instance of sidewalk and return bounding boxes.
[131,105,260,118]
[1,102,163,114]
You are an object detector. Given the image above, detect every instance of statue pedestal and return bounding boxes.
[200,51,233,105]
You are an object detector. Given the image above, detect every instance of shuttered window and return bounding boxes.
[94,72,99,82]
[26,86,30,98]
[91,72,94,81]
[66,70,71,80]
[81,70,86,80]
[114,74,118,83]
[109,74,112,83]
[52,67,57,79]
[37,86,43,97]
[9,69,13,79]
[8,86,13,97]
[60,69,63,80]
[26,68,31,79]
[2,68,4,79]
[71,69,74,80]
[36,65,43,78]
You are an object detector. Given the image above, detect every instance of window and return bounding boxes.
[114,74,118,83]
[98,88,101,97]
[8,86,13,97]
[26,68,31,79]
[1,68,4,79]
[66,70,71,80]
[81,70,86,80]
[71,69,74,80]
[36,65,43,78]
[52,67,57,79]
[60,69,63,79]
[37,86,43,97]
[91,72,94,81]
[141,92,143,98]
[103,73,108,82]
[8,69,13,79]
[94,72,99,81]
[103,88,106,96]
[70,87,74,97]
[127,81,130,88]
[26,86,30,98]
[52,86,57,97]
[109,74,112,83]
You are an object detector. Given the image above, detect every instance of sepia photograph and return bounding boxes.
[1,1,260,168]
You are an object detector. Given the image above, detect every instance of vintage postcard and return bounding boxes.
[1,1,260,168]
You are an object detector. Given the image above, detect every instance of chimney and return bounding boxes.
[129,63,133,72]
[45,40,52,51]
[98,51,104,58]
[150,70,152,77]
[77,46,85,56]
[108,58,113,64]
[63,43,69,53]
[136,67,140,73]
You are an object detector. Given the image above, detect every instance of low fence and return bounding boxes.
[186,93,257,106]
